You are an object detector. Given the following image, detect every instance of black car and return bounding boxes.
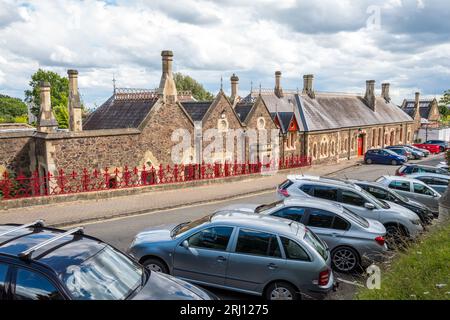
[424,140,449,152]
[353,181,435,224]
[0,221,213,300]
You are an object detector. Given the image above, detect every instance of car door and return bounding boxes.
[303,208,348,250]
[173,226,234,286]
[388,180,413,200]
[11,267,64,300]
[411,183,439,211]
[339,189,380,221]
[225,229,285,293]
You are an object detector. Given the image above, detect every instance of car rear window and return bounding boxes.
[304,229,328,261]
[342,208,370,228]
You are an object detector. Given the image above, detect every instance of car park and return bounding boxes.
[352,180,435,225]
[376,176,441,214]
[128,211,336,300]
[364,149,407,165]
[423,140,448,152]
[396,164,449,176]
[219,198,388,273]
[390,146,424,160]
[400,145,430,157]
[277,176,423,242]
[407,173,450,196]
[413,143,441,154]
[386,146,413,160]
[0,220,214,300]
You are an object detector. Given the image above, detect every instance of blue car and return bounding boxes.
[364,149,407,165]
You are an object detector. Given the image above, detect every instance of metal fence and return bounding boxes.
[0,156,311,201]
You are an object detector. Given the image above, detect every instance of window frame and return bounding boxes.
[184,225,236,252]
[304,208,350,231]
[232,228,283,259]
[270,206,307,223]
[279,236,311,262]
[389,180,412,192]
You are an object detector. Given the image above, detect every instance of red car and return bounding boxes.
[413,143,441,154]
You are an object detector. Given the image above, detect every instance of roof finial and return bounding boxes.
[220,76,223,91]
[113,73,117,95]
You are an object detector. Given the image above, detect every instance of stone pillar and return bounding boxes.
[158,50,178,104]
[68,69,83,132]
[381,83,390,102]
[37,81,58,133]
[274,71,283,98]
[365,80,376,111]
[230,74,239,103]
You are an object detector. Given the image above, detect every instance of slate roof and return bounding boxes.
[402,100,435,119]
[181,101,213,121]
[83,95,158,130]
[244,90,413,133]
[234,103,253,122]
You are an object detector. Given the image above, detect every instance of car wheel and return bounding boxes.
[265,282,298,300]
[331,247,360,273]
[366,158,373,164]
[391,160,397,166]
[142,257,169,274]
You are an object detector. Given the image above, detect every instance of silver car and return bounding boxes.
[128,211,335,300]
[219,198,388,273]
[407,173,450,195]
[278,175,423,242]
[376,175,442,213]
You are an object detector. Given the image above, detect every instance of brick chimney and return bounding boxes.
[68,70,83,132]
[302,74,315,98]
[381,83,391,102]
[364,80,376,111]
[230,73,239,103]
[274,71,283,98]
[158,50,178,103]
[37,81,58,133]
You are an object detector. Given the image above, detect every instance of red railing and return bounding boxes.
[0,156,311,201]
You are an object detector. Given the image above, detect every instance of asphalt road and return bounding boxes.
[80,154,445,300]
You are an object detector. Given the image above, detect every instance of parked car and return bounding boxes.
[424,140,449,152]
[128,211,336,300]
[408,173,450,196]
[219,198,388,273]
[376,176,441,214]
[352,180,435,225]
[436,161,449,170]
[390,146,424,160]
[396,164,449,176]
[386,146,413,160]
[401,145,430,157]
[277,176,423,242]
[364,149,407,165]
[413,143,441,154]
[0,220,214,300]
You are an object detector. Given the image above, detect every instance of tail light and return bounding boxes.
[375,236,385,246]
[279,188,290,197]
[318,269,330,286]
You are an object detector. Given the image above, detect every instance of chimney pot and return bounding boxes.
[381,83,391,102]
[230,73,239,103]
[37,82,58,133]
[365,80,376,111]
[274,71,283,98]
[159,50,178,102]
[302,74,315,98]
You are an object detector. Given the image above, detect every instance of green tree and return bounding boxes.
[53,105,69,129]
[24,69,69,118]
[173,73,214,101]
[438,90,450,118]
[0,94,28,123]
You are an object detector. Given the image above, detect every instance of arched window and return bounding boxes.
[218,118,229,132]
[257,117,266,130]
[378,128,382,146]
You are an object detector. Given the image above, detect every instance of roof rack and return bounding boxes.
[19,227,84,260]
[0,220,45,238]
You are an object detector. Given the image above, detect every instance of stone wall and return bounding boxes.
[0,134,33,175]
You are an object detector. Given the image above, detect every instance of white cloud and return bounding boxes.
[0,0,448,107]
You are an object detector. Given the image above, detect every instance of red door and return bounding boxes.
[357,136,364,156]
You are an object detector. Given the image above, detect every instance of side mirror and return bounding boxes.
[182,240,189,249]
[364,202,376,210]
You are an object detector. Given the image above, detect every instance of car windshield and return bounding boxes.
[304,229,328,261]
[342,208,369,228]
[59,246,143,300]
[172,214,213,237]
[384,149,398,156]
[255,200,284,213]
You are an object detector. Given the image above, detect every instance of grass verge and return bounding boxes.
[357,221,450,300]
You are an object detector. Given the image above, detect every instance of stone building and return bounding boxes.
[401,93,441,136]
[0,50,416,182]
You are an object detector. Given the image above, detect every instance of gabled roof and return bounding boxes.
[83,90,159,130]
[181,101,213,121]
[402,100,436,119]
[234,103,253,122]
[271,111,294,134]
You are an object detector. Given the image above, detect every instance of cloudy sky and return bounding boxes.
[0,0,449,108]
